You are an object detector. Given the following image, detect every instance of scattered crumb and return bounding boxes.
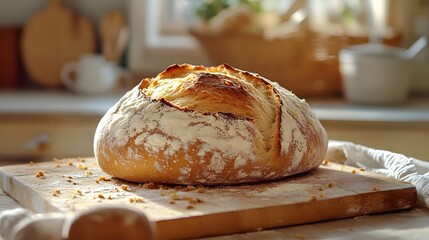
[107,195,112,200]
[73,182,77,185]
[340,165,345,170]
[142,182,157,189]
[321,159,329,165]
[169,200,176,204]
[67,175,73,179]
[169,193,180,201]
[359,168,366,172]
[318,187,323,191]
[55,164,61,168]
[98,176,111,182]
[114,187,119,192]
[52,189,61,197]
[184,197,203,204]
[351,169,357,174]
[167,189,176,194]
[310,196,317,201]
[121,184,130,191]
[328,183,333,188]
[35,171,45,178]
[77,157,85,162]
[97,193,105,199]
[76,189,82,195]
[372,186,380,191]
[319,193,325,198]
[135,197,144,203]
[68,162,74,166]
[95,180,100,184]
[129,198,135,203]
[66,179,72,183]
[186,205,194,210]
[85,171,93,176]
[77,163,88,170]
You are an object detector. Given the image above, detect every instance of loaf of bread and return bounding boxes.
[94,64,328,185]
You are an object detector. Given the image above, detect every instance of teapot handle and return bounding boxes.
[60,62,78,90]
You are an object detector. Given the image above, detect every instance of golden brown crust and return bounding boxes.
[94,64,328,185]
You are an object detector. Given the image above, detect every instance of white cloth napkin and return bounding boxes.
[326,140,429,208]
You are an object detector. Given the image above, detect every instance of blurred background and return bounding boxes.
[0,0,428,163]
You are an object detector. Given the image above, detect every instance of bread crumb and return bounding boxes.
[186,205,194,210]
[85,171,93,176]
[76,189,82,195]
[121,184,130,191]
[114,187,119,192]
[95,180,100,184]
[55,164,61,168]
[107,195,112,200]
[359,168,366,171]
[67,175,73,179]
[77,163,88,170]
[98,176,111,182]
[142,182,157,189]
[66,179,72,183]
[97,193,105,199]
[77,157,85,162]
[35,171,45,178]
[184,197,203,204]
[169,200,176,204]
[52,189,61,197]
[73,182,77,185]
[318,187,323,191]
[68,162,74,166]
[372,186,380,191]
[351,169,357,174]
[170,193,180,200]
[321,159,329,165]
[129,198,135,203]
[135,197,144,203]
[167,189,176,194]
[328,183,333,188]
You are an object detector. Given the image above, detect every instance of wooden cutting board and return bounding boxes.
[0,158,416,239]
[21,0,95,88]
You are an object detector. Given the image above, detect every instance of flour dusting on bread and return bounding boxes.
[94,64,328,184]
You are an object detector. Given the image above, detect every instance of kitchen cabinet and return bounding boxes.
[0,92,428,163]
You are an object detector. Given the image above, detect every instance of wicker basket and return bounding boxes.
[191,28,400,98]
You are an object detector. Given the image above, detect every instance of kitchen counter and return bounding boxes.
[1,91,429,121]
[1,91,429,161]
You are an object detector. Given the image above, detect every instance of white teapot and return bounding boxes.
[60,54,119,94]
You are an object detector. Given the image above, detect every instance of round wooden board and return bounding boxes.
[21,0,95,88]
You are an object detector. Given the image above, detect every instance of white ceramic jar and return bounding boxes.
[339,44,414,105]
